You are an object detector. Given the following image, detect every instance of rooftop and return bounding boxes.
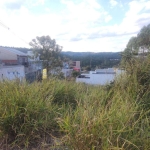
[0,47,27,56]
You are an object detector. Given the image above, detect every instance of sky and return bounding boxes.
[0,0,150,52]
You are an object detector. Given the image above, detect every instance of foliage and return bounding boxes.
[61,52,121,70]
[123,24,150,58]
[0,74,150,149]
[122,55,150,113]
[137,24,150,49]
[29,35,63,73]
[85,66,91,71]
[52,81,77,108]
[126,36,138,54]
[122,24,150,114]
[0,81,62,146]
[72,70,80,77]
[58,75,150,150]
[121,47,133,66]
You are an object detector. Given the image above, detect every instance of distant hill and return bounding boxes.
[61,51,121,59]
[61,51,121,69]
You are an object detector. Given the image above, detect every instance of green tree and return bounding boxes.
[85,66,91,71]
[72,70,80,78]
[121,24,150,115]
[122,24,150,67]
[126,36,138,54]
[123,24,150,56]
[29,35,63,73]
[137,24,150,49]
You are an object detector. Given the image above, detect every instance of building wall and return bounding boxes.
[0,47,17,60]
[76,73,115,85]
[0,47,28,65]
[17,56,28,65]
[2,60,17,64]
[76,69,124,85]
[0,65,25,81]
[62,69,73,77]
[70,61,80,69]
[75,61,80,69]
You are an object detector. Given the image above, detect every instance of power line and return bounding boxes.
[9,30,29,45]
[0,21,9,30]
[0,20,29,45]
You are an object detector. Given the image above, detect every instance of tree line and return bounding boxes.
[60,52,121,70]
[123,24,150,59]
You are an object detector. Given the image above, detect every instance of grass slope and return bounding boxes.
[0,71,149,149]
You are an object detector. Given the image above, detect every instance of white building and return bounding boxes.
[71,61,80,70]
[0,47,43,82]
[62,69,73,78]
[76,68,123,85]
[61,61,81,77]
[0,65,25,81]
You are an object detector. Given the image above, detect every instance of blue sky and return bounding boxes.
[0,0,150,52]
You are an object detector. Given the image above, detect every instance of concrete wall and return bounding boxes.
[76,73,115,85]
[0,65,25,81]
[76,69,124,85]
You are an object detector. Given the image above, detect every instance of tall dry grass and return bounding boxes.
[0,63,149,150]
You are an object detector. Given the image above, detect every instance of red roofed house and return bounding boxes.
[70,61,80,71]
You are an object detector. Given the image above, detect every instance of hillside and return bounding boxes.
[61,51,121,69]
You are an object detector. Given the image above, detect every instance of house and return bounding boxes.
[0,47,43,82]
[0,47,28,81]
[0,65,25,81]
[61,61,81,78]
[70,61,80,71]
[76,68,123,85]
[0,47,28,66]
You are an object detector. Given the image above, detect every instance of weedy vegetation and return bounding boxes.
[0,55,150,149]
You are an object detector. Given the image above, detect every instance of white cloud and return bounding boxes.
[60,0,102,24]
[121,0,150,32]
[61,0,150,52]
[57,0,112,39]
[105,15,112,22]
[0,0,115,51]
[109,0,118,7]
[0,0,150,52]
[31,0,45,6]
[145,1,150,10]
